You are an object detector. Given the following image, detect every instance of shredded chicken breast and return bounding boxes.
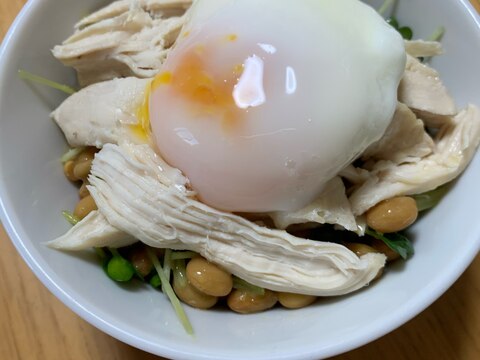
[52,0,191,86]
[81,143,386,296]
[398,55,457,125]
[51,77,150,147]
[269,177,358,232]
[48,211,135,250]
[349,105,480,215]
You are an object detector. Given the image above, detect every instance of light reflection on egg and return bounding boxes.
[149,0,406,212]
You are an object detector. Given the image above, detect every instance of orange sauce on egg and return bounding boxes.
[130,73,173,142]
[152,42,245,131]
[132,35,245,139]
[130,85,152,142]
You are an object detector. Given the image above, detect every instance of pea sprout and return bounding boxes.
[232,276,265,296]
[162,249,173,293]
[428,26,446,42]
[18,69,77,95]
[386,16,399,29]
[95,247,111,273]
[171,251,197,260]
[94,247,108,260]
[378,0,397,16]
[146,248,193,335]
[61,147,85,163]
[398,26,413,40]
[62,210,80,225]
[413,184,450,212]
[365,229,414,260]
[173,259,188,288]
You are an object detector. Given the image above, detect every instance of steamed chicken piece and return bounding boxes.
[49,140,192,250]
[84,143,385,296]
[404,40,443,58]
[48,211,136,250]
[361,102,435,164]
[51,77,151,148]
[75,0,192,30]
[339,165,371,185]
[349,105,480,215]
[52,0,190,86]
[269,177,358,232]
[398,55,457,127]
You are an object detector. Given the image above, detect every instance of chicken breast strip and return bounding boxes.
[404,40,443,58]
[51,77,151,148]
[47,211,136,250]
[349,105,480,215]
[362,102,434,164]
[86,143,385,296]
[269,176,358,232]
[398,55,456,126]
[53,0,190,86]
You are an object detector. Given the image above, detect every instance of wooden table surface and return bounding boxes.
[1,1,480,359]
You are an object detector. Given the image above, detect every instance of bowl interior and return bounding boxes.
[1,0,479,359]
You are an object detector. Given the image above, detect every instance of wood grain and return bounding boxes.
[1,1,479,359]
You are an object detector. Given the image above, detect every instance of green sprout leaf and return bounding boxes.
[386,16,399,29]
[413,184,450,212]
[398,26,413,40]
[232,277,265,296]
[366,229,414,260]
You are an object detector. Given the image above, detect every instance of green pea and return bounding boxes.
[149,274,162,288]
[399,26,413,40]
[386,17,399,29]
[107,249,135,282]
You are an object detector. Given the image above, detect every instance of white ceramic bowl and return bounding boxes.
[1,0,479,359]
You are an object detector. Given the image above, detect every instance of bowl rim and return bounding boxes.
[1,0,480,359]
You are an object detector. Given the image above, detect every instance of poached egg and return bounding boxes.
[149,0,406,212]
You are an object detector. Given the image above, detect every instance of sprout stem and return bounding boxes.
[18,69,76,95]
[378,0,396,16]
[162,249,172,293]
[232,276,265,296]
[171,251,197,261]
[428,26,445,42]
[61,147,85,163]
[146,248,193,335]
[62,210,80,225]
[173,259,188,288]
